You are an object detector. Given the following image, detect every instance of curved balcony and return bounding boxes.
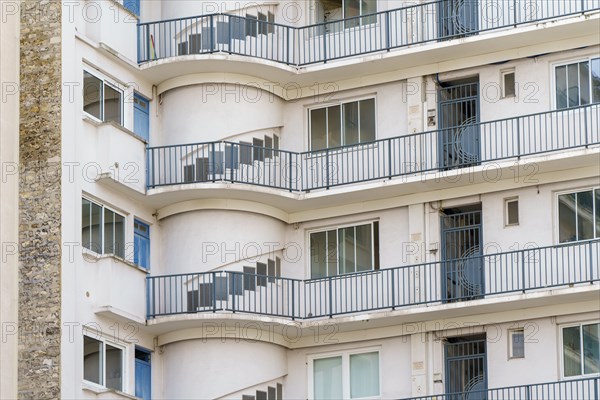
[138,1,600,67]
[147,103,600,193]
[146,239,600,320]
[400,378,599,400]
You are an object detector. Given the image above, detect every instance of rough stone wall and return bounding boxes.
[18,1,62,398]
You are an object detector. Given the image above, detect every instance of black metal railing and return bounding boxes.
[147,239,599,319]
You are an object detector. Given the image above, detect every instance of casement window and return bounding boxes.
[134,219,150,270]
[561,322,600,377]
[555,57,600,109]
[508,329,525,359]
[311,350,380,399]
[83,71,123,125]
[309,98,376,151]
[83,334,125,391]
[501,70,516,98]
[557,188,600,243]
[310,222,379,278]
[316,0,377,27]
[82,198,125,258]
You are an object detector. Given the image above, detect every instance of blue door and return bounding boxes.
[133,94,149,141]
[134,219,150,270]
[135,348,151,400]
[124,0,140,16]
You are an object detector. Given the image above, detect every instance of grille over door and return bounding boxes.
[445,335,487,399]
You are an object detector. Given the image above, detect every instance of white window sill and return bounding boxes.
[82,382,140,400]
[82,249,149,275]
[82,115,148,144]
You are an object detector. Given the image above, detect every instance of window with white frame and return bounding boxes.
[557,188,600,243]
[310,222,379,278]
[82,197,126,258]
[505,197,519,226]
[83,334,125,391]
[561,322,600,377]
[311,350,380,399]
[555,57,600,109]
[83,70,123,125]
[501,69,516,98]
[314,0,377,27]
[508,329,525,359]
[309,98,376,151]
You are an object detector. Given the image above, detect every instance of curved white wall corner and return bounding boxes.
[161,339,287,399]
[157,83,284,146]
[158,210,287,275]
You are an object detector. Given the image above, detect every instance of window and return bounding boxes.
[502,70,515,98]
[309,98,376,151]
[505,198,519,226]
[508,329,525,359]
[133,94,149,141]
[83,334,124,391]
[316,0,376,27]
[311,350,379,399]
[82,198,125,258]
[557,188,600,243]
[83,71,123,125]
[245,14,258,37]
[310,222,379,278]
[561,322,600,377]
[555,57,600,109]
[134,219,150,270]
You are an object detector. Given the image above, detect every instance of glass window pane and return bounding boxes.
[507,200,519,225]
[355,224,372,272]
[311,231,327,278]
[558,193,577,243]
[359,99,376,143]
[577,191,594,241]
[104,209,114,255]
[343,101,359,146]
[567,63,581,108]
[503,72,516,97]
[338,226,356,274]
[563,326,582,377]
[83,71,102,119]
[350,352,380,398]
[313,357,343,400]
[361,0,377,24]
[83,336,103,385]
[344,0,360,27]
[114,213,125,258]
[511,330,525,358]
[82,199,91,251]
[311,108,327,151]
[591,58,600,104]
[580,62,591,105]
[326,230,338,276]
[104,84,122,125]
[90,202,102,254]
[583,323,600,374]
[105,344,123,391]
[328,105,341,149]
[556,66,568,109]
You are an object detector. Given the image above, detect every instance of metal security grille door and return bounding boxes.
[445,335,487,399]
[439,0,479,39]
[438,81,480,169]
[441,208,483,301]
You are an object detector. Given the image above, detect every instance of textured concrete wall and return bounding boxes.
[18,1,62,398]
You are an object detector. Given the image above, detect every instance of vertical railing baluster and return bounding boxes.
[521,249,527,293]
[385,10,391,51]
[328,276,333,318]
[291,281,296,320]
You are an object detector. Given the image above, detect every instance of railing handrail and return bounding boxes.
[147,102,599,154]
[397,376,600,400]
[148,238,600,282]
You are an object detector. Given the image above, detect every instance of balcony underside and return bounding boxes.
[138,12,600,93]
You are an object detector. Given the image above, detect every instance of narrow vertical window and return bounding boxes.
[502,70,516,98]
[508,329,525,358]
[505,198,519,226]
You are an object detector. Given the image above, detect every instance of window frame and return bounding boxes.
[308,347,381,400]
[559,321,600,379]
[508,328,525,359]
[553,56,600,110]
[501,69,516,98]
[82,196,127,258]
[133,218,150,270]
[504,197,519,227]
[83,69,125,126]
[308,220,380,279]
[82,332,127,392]
[308,97,377,152]
[555,187,600,244]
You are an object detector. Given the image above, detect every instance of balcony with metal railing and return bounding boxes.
[146,103,600,193]
[398,377,599,400]
[137,0,600,67]
[146,239,600,320]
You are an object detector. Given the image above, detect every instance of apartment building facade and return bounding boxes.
[1,0,599,399]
